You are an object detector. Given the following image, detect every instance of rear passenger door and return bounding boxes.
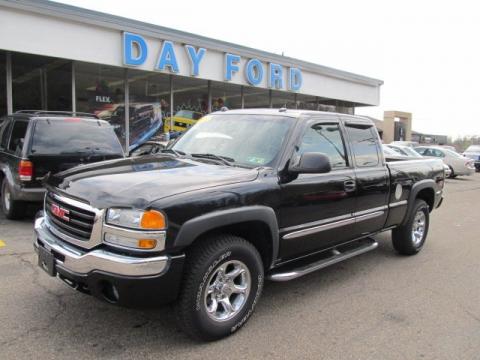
[343,121,389,236]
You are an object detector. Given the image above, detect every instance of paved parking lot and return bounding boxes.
[1,174,479,360]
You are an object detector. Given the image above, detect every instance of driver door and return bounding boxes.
[278,117,357,261]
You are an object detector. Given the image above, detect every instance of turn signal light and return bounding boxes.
[140,210,166,229]
[138,239,157,249]
[18,160,33,181]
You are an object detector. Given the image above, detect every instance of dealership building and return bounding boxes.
[0,0,383,150]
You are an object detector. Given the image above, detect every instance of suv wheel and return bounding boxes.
[176,234,264,341]
[1,178,25,219]
[392,199,429,255]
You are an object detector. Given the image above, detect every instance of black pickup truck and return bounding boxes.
[34,109,444,340]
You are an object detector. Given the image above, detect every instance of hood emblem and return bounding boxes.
[51,203,70,221]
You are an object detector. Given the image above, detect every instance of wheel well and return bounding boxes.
[188,221,274,270]
[416,188,434,212]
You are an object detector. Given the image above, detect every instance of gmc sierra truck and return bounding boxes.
[34,109,444,341]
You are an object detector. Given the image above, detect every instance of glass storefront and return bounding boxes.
[0,51,357,151]
[128,69,170,148]
[0,52,6,117]
[243,86,271,108]
[210,81,242,111]
[75,62,126,148]
[12,52,71,112]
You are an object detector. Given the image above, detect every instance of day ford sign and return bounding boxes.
[122,32,303,91]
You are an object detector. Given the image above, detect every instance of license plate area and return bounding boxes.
[38,246,56,276]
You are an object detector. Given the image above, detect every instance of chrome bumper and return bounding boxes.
[34,216,169,277]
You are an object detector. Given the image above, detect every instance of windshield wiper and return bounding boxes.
[190,153,235,166]
[160,149,186,157]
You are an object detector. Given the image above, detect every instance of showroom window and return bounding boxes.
[11,52,71,112]
[75,62,126,149]
[210,81,242,111]
[0,52,6,117]
[127,69,170,148]
[168,76,208,133]
[271,90,296,109]
[243,86,270,108]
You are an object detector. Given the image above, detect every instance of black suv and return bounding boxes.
[0,111,124,219]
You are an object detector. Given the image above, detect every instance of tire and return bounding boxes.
[1,178,26,220]
[448,166,455,178]
[176,234,264,341]
[392,199,429,255]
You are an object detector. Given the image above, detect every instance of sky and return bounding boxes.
[57,0,480,138]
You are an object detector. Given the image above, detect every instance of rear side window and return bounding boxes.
[0,119,12,149]
[30,119,124,156]
[345,124,380,167]
[8,120,28,154]
[298,123,348,169]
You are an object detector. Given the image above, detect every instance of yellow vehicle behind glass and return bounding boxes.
[164,110,204,132]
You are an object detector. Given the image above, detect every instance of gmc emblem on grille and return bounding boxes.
[51,203,70,221]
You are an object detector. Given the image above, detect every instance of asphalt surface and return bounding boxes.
[1,174,480,360]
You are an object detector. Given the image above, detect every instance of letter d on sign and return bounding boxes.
[123,32,148,66]
[289,68,302,91]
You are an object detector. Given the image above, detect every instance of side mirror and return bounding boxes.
[289,152,332,174]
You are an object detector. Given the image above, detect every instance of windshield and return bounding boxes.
[171,114,294,167]
[399,146,422,157]
[31,119,124,156]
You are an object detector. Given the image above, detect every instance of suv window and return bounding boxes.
[8,120,28,155]
[345,124,380,167]
[30,119,124,156]
[298,123,348,169]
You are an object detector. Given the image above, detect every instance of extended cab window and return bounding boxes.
[8,120,28,155]
[298,123,348,169]
[345,124,380,167]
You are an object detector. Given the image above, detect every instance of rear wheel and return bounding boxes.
[176,234,264,341]
[392,199,429,255]
[1,178,25,220]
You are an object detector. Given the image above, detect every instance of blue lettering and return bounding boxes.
[156,41,179,73]
[289,67,302,91]
[185,45,206,76]
[269,63,283,89]
[246,59,264,86]
[123,32,148,66]
[224,53,241,81]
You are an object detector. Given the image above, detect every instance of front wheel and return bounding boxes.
[392,199,429,255]
[176,234,264,341]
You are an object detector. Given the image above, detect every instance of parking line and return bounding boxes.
[0,240,5,248]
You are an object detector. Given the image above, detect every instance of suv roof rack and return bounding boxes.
[14,110,99,119]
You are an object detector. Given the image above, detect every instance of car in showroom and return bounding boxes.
[34,109,445,341]
[0,111,125,219]
[164,109,203,133]
[414,145,475,178]
[462,145,480,171]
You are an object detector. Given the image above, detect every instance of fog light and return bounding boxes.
[138,239,157,249]
[104,233,157,250]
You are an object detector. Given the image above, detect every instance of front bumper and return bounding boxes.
[34,216,184,307]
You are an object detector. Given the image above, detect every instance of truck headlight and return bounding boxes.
[106,208,166,230]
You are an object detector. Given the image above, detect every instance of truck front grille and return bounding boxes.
[45,192,95,241]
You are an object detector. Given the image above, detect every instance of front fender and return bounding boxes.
[173,206,279,268]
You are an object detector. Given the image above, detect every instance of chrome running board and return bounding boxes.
[268,238,378,282]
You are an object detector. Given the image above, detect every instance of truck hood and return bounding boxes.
[47,155,259,209]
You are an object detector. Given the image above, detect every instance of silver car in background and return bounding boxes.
[463,145,480,172]
[415,146,475,178]
[386,144,451,177]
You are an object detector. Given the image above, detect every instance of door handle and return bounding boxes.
[344,180,356,192]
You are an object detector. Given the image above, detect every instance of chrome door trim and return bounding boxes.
[389,200,408,208]
[282,205,387,240]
